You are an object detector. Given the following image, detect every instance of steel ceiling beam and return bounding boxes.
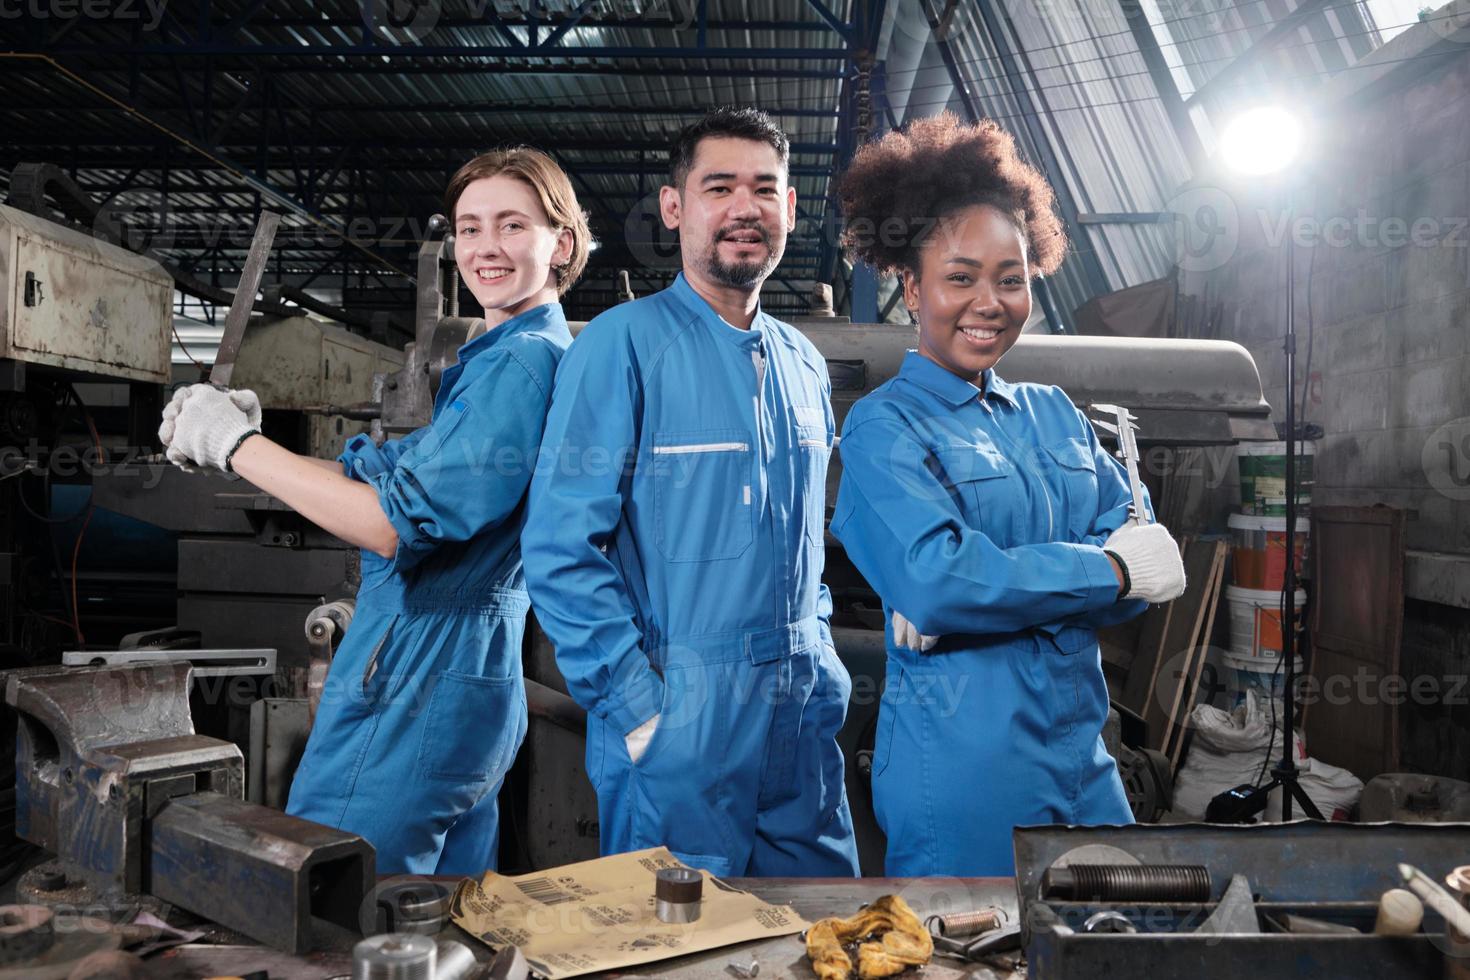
[0,60,844,79]
[42,43,848,60]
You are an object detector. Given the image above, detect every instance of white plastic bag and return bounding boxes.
[1171,692,1305,820]
[1263,758,1363,822]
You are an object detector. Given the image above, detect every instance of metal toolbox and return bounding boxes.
[1014,823,1470,978]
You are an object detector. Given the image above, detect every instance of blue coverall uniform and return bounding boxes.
[286,302,572,876]
[832,351,1144,877]
[522,274,860,878]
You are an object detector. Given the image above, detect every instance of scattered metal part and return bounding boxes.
[352,933,437,980]
[1400,863,1470,937]
[1197,875,1259,935]
[1090,403,1148,523]
[4,662,374,955]
[374,880,451,935]
[1082,910,1138,934]
[930,922,1023,963]
[211,210,283,388]
[434,939,480,980]
[1265,912,1360,935]
[1041,864,1212,903]
[60,648,277,678]
[654,868,703,924]
[726,954,759,978]
[485,944,528,980]
[925,908,1004,939]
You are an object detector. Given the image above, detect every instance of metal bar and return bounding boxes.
[1184,0,1338,108]
[211,209,281,388]
[208,72,255,146]
[536,0,597,48]
[483,6,526,49]
[879,283,903,321]
[170,101,842,118]
[140,14,841,32]
[804,0,854,41]
[9,136,840,155]
[921,0,983,123]
[220,0,270,38]
[0,60,844,79]
[149,792,374,953]
[60,649,277,677]
[1121,0,1205,174]
[1077,212,1176,224]
[970,0,1114,300]
[43,43,848,59]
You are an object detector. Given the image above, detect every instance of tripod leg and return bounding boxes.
[1284,778,1324,820]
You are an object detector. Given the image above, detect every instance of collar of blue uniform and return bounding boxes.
[457,301,568,364]
[898,350,1018,408]
[668,272,766,347]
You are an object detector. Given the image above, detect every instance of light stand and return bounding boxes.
[1256,189,1322,822]
[1218,107,1321,821]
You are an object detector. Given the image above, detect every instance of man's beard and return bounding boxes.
[701,223,782,288]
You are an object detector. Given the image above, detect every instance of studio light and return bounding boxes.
[1220,106,1303,176]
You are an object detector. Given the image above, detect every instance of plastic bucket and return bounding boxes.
[1226,584,1307,659]
[1237,441,1315,515]
[1223,650,1304,706]
[1228,512,1309,590]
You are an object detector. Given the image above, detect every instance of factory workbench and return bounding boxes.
[146,877,1025,979]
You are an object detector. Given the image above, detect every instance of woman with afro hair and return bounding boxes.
[830,114,1186,876]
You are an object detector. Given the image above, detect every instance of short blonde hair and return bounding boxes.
[444,148,593,295]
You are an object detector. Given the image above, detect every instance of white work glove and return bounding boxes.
[1102,520,1187,603]
[158,384,261,473]
[625,713,659,763]
[891,610,938,653]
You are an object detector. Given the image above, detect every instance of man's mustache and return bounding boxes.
[715,223,772,244]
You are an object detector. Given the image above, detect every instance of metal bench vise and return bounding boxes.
[4,661,374,952]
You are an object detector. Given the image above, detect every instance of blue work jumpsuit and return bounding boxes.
[522,274,860,878]
[286,302,572,876]
[832,351,1143,877]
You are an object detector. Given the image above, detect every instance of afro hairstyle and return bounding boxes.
[836,113,1067,278]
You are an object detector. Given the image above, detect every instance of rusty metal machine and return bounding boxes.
[4,660,373,952]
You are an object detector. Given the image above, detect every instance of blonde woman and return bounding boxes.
[159,148,591,874]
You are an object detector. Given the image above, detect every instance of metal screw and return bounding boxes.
[727,956,760,978]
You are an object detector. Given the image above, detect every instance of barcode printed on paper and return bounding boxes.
[515,877,577,905]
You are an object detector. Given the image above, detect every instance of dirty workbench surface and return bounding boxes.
[149,877,1025,979]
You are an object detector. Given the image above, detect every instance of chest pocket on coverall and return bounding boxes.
[1043,439,1101,540]
[653,428,754,562]
[933,445,1015,539]
[796,422,829,547]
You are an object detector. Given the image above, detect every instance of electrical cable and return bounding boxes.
[172,319,209,373]
[68,386,102,647]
